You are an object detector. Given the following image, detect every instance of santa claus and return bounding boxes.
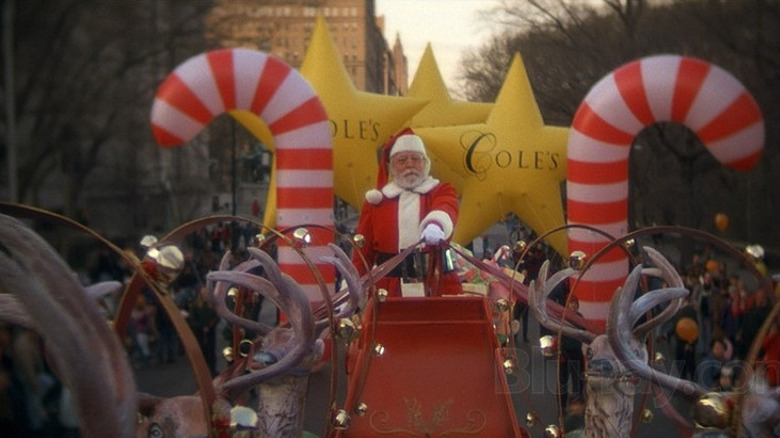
[352,128,462,297]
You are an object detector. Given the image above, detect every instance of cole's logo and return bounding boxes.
[461,130,560,180]
[329,118,380,142]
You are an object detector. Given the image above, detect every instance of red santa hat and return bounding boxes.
[366,127,430,204]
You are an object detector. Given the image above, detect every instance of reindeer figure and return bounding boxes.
[608,247,780,438]
[0,213,371,438]
[0,214,137,438]
[136,242,367,438]
[529,247,686,438]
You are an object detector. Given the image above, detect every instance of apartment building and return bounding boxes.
[207,0,408,94]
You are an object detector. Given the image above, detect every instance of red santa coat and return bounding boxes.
[353,177,462,297]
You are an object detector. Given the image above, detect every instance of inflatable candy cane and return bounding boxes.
[567,54,763,329]
[150,48,334,301]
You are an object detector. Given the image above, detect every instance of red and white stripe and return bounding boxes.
[567,55,764,329]
[150,48,334,302]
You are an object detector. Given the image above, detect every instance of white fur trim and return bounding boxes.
[390,135,427,157]
[398,191,421,250]
[420,210,454,238]
[382,177,440,199]
[365,189,383,205]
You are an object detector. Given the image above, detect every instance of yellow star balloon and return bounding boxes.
[416,52,570,255]
[407,44,493,192]
[407,44,492,128]
[300,16,427,210]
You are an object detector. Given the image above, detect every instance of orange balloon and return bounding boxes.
[675,317,699,343]
[715,212,729,233]
[705,259,719,273]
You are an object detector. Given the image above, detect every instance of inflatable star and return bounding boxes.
[407,44,492,191]
[300,17,427,210]
[417,53,570,255]
[408,44,492,129]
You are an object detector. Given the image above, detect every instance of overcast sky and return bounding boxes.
[375,1,497,87]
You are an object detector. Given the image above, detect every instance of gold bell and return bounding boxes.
[693,392,730,430]
[338,318,357,344]
[503,358,516,375]
[653,352,665,363]
[142,244,184,284]
[332,409,351,430]
[539,335,557,358]
[745,244,764,261]
[377,288,388,302]
[568,251,587,270]
[354,402,368,416]
[372,343,385,356]
[222,347,234,363]
[293,227,311,247]
[544,424,562,438]
[140,235,158,248]
[513,240,528,254]
[525,412,539,427]
[640,408,654,423]
[352,234,366,248]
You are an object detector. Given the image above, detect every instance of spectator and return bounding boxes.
[671,297,698,381]
[188,286,220,376]
[512,243,544,343]
[692,272,716,352]
[739,289,771,360]
[154,303,179,365]
[129,295,155,367]
[697,338,728,389]
[759,324,780,387]
[558,297,585,409]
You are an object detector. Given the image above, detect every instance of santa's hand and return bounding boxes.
[421,223,446,245]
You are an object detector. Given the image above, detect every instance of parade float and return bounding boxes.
[1,15,779,438]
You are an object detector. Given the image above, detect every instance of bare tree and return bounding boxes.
[458,0,780,249]
[2,0,214,230]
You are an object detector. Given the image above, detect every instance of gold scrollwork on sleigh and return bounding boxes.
[368,398,487,436]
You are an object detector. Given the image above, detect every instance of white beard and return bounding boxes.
[393,169,425,189]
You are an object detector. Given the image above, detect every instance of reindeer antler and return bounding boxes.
[607,247,706,401]
[0,215,137,438]
[529,260,596,344]
[632,247,685,340]
[319,242,365,320]
[207,251,275,337]
[206,247,317,399]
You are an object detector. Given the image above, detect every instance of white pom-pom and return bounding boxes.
[365,189,383,204]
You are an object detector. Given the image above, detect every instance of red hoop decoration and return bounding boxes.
[567,54,764,328]
[150,48,334,301]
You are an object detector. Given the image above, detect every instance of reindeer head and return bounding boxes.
[528,247,687,437]
[205,243,366,397]
[609,247,780,437]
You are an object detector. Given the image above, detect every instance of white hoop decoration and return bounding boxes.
[150,48,334,301]
[567,54,764,328]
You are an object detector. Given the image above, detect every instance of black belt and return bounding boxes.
[376,251,422,279]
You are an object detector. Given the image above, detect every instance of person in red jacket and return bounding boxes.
[352,128,462,297]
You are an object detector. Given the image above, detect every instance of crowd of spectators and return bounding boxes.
[667,249,779,391]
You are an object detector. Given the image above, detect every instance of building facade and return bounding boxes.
[206,0,408,94]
